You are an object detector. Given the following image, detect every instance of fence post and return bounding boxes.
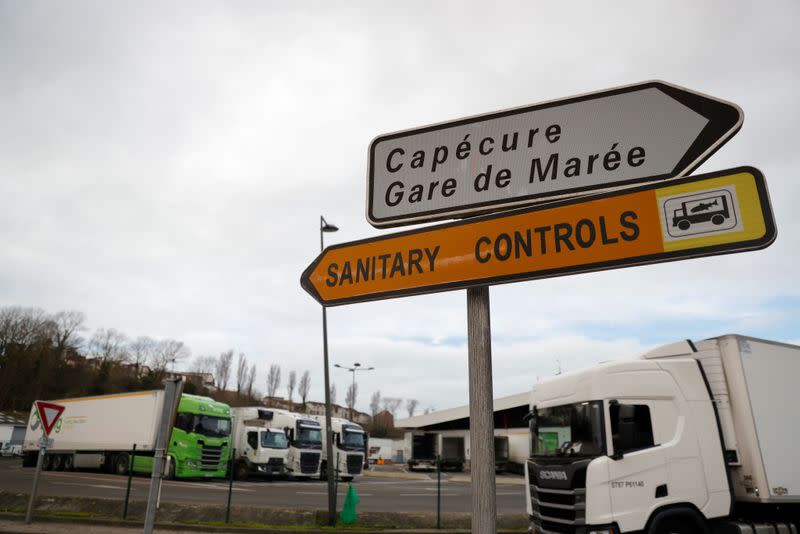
[226,447,236,523]
[437,454,442,529]
[123,444,137,519]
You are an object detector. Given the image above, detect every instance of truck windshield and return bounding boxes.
[261,431,289,449]
[341,430,365,451]
[194,415,231,438]
[296,425,322,448]
[530,401,605,458]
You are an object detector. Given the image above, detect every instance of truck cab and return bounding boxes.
[525,336,799,534]
[262,408,322,478]
[314,416,366,481]
[230,407,289,480]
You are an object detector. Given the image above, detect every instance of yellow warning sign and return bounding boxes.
[301,167,775,306]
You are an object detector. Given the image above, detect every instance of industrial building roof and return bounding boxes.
[395,391,530,431]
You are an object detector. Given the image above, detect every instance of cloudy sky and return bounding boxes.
[2,1,798,415]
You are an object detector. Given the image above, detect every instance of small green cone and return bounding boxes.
[339,483,360,525]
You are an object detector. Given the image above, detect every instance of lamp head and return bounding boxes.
[320,216,339,233]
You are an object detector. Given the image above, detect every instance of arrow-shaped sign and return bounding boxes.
[35,401,65,437]
[306,167,774,306]
[367,80,743,228]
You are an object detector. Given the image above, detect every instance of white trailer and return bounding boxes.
[22,390,165,472]
[525,334,800,534]
[314,416,366,481]
[230,407,289,479]
[257,408,322,478]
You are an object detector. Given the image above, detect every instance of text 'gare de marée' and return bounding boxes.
[380,122,647,208]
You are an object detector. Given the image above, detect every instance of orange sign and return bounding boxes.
[302,167,775,306]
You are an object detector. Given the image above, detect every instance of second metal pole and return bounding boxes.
[467,286,496,534]
[24,447,45,524]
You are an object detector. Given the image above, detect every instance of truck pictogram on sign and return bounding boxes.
[662,188,739,239]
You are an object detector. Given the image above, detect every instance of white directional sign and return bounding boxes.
[367,80,743,228]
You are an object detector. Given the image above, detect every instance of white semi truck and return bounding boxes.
[261,408,322,478]
[525,334,799,534]
[230,407,290,480]
[21,391,231,478]
[314,416,366,481]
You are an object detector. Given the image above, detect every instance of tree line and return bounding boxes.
[0,305,428,437]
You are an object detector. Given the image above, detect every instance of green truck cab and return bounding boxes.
[133,394,232,478]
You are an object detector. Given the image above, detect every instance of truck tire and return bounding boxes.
[114,453,129,475]
[647,508,708,534]
[52,454,64,471]
[42,454,54,471]
[235,462,249,481]
[63,454,74,471]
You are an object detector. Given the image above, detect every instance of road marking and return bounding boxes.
[53,482,123,490]
[399,493,460,497]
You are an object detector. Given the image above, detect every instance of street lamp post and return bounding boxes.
[334,362,375,421]
[319,215,338,527]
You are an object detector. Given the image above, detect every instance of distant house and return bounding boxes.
[0,412,27,447]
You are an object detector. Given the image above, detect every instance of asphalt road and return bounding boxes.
[0,458,526,514]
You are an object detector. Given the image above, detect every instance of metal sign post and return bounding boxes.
[467,287,496,534]
[25,401,64,525]
[143,378,183,534]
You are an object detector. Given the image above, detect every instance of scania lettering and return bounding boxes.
[524,334,799,534]
[22,391,231,479]
[314,416,366,482]
[230,407,289,480]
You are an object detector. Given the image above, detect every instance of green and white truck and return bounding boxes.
[22,390,231,479]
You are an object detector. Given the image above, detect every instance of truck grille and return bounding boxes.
[528,460,587,534]
[267,457,284,467]
[200,445,224,471]
[300,452,320,474]
[346,454,362,475]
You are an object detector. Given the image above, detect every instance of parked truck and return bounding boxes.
[22,391,231,479]
[263,408,322,478]
[525,334,799,534]
[314,416,366,481]
[407,432,437,471]
[230,407,289,480]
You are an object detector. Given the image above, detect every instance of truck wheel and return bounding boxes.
[648,509,708,534]
[114,454,129,475]
[52,454,64,471]
[42,454,53,471]
[711,214,725,225]
[63,454,74,471]
[677,219,691,231]
[319,461,328,481]
[235,463,249,481]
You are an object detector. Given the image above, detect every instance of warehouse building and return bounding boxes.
[0,412,27,449]
[395,391,530,473]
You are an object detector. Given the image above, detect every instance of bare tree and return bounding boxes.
[370,390,381,416]
[330,383,337,405]
[89,328,129,362]
[236,352,248,395]
[286,370,297,406]
[406,398,419,417]
[266,364,281,398]
[192,355,217,375]
[129,336,156,375]
[298,371,311,410]
[151,338,190,372]
[51,310,86,352]
[215,350,234,391]
[382,397,402,418]
[345,382,358,416]
[246,363,256,399]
